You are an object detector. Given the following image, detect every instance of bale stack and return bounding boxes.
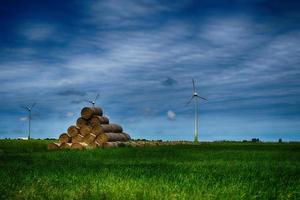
[48,106,131,150]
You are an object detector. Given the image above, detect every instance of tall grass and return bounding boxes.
[0,140,299,199]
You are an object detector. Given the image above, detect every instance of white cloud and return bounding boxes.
[20,117,28,121]
[167,110,176,121]
[66,112,74,117]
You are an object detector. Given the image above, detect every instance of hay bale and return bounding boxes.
[123,132,131,140]
[129,142,139,147]
[76,117,88,128]
[48,142,61,150]
[101,124,123,133]
[67,125,79,137]
[102,142,119,148]
[83,133,97,144]
[92,125,104,136]
[59,133,71,143]
[110,124,123,133]
[79,125,92,136]
[71,142,88,150]
[81,107,103,119]
[118,142,131,147]
[100,124,113,133]
[118,133,128,141]
[90,116,109,127]
[71,134,84,143]
[60,143,72,149]
[89,141,101,148]
[95,132,129,144]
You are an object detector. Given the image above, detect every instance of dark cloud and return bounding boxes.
[57,90,86,97]
[70,100,84,104]
[161,77,178,87]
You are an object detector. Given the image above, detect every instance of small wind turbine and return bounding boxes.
[85,93,99,107]
[21,102,36,140]
[186,79,207,143]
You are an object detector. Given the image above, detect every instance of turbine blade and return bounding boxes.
[31,102,36,109]
[186,96,195,105]
[94,93,100,101]
[192,79,196,93]
[84,99,92,103]
[198,96,207,100]
[21,106,29,111]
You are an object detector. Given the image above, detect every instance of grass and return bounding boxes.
[0,140,299,200]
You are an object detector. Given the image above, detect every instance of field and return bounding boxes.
[0,140,299,200]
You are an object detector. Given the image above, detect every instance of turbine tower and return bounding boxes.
[186,79,207,142]
[21,102,36,140]
[85,93,99,107]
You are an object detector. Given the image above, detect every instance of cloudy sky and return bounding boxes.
[0,0,299,141]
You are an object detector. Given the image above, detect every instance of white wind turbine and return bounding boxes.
[21,102,36,140]
[186,79,207,142]
[85,93,99,107]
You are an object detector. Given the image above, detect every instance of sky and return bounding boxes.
[0,0,300,141]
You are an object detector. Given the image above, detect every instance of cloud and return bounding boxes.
[57,90,86,97]
[20,117,28,121]
[167,110,176,121]
[70,100,84,104]
[161,77,178,86]
[66,112,74,117]
[22,23,55,41]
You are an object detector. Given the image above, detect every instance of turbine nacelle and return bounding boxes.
[85,93,99,107]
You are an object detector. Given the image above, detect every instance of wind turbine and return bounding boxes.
[21,102,36,140]
[186,79,207,143]
[85,93,99,107]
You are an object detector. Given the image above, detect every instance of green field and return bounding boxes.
[0,140,299,200]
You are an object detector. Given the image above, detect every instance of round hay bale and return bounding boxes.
[67,125,79,137]
[48,142,61,150]
[90,116,109,127]
[102,142,119,148]
[118,133,128,141]
[71,142,88,150]
[60,143,72,149]
[123,132,131,140]
[90,141,101,148]
[100,124,123,133]
[110,124,123,133]
[129,142,138,147]
[100,124,113,133]
[83,133,97,144]
[118,142,131,147]
[81,107,103,119]
[79,125,92,136]
[76,117,88,128]
[95,132,129,144]
[59,133,71,143]
[71,134,84,143]
[95,133,106,144]
[92,125,104,136]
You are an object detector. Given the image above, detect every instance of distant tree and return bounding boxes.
[278,138,282,143]
[251,138,260,142]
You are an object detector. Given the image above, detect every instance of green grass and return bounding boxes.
[0,140,299,200]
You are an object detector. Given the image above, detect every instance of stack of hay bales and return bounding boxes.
[48,107,131,150]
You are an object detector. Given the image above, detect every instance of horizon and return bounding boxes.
[0,0,300,141]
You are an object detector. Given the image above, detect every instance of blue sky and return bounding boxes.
[0,0,299,141]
